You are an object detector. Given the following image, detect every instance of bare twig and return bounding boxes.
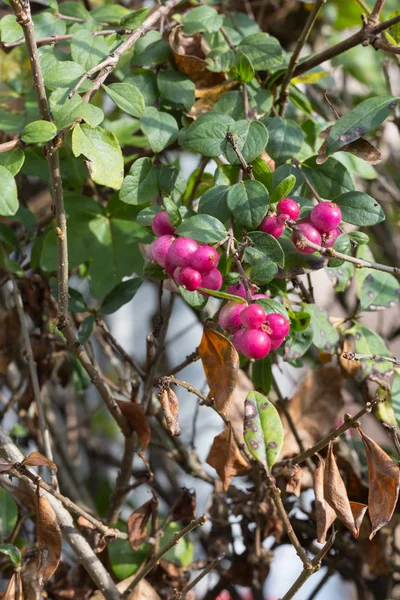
[167,351,200,376]
[97,317,145,378]
[107,433,137,524]
[225,131,254,179]
[372,38,400,54]
[342,351,400,367]
[174,554,225,599]
[1,28,130,49]
[0,139,23,153]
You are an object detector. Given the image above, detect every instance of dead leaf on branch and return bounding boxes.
[317,125,381,165]
[4,572,24,600]
[207,422,248,491]
[359,428,400,539]
[127,498,154,550]
[22,451,57,472]
[339,338,361,378]
[117,400,151,451]
[198,323,239,416]
[35,489,62,585]
[158,387,181,436]
[0,309,20,375]
[313,454,337,543]
[172,488,196,521]
[324,442,367,538]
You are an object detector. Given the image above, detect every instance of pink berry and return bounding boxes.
[277,198,300,221]
[178,267,202,291]
[172,267,182,283]
[165,254,177,276]
[264,313,290,339]
[240,304,267,329]
[232,328,245,353]
[270,336,285,351]
[227,283,247,299]
[152,211,175,236]
[310,202,342,232]
[322,227,340,248]
[218,302,245,333]
[239,329,271,360]
[252,293,270,300]
[148,235,175,267]
[167,237,198,268]
[291,222,322,254]
[191,246,219,273]
[200,268,223,291]
[260,215,285,239]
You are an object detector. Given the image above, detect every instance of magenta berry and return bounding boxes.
[200,268,223,291]
[260,215,285,239]
[232,328,245,353]
[152,211,175,236]
[310,202,342,232]
[172,267,182,283]
[264,313,290,340]
[277,198,300,221]
[240,304,267,329]
[291,222,322,254]
[239,329,271,360]
[270,336,285,351]
[167,237,198,268]
[322,227,340,248]
[218,302,245,333]
[227,282,248,299]
[178,267,202,291]
[191,246,219,273]
[252,293,270,300]
[149,235,175,267]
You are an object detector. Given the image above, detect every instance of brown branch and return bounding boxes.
[0,139,23,153]
[278,0,326,116]
[174,554,225,599]
[370,0,386,20]
[96,317,145,379]
[107,433,137,525]
[342,351,400,367]
[225,131,254,179]
[167,351,200,376]
[372,38,400,54]
[1,28,130,49]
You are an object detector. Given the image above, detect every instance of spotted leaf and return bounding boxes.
[243,391,284,471]
[356,246,400,312]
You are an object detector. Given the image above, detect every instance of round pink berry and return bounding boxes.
[240,304,267,329]
[165,254,177,276]
[264,313,290,340]
[172,267,182,283]
[152,211,175,236]
[260,215,285,239]
[270,336,285,351]
[227,282,247,299]
[191,246,219,273]
[239,329,271,360]
[148,235,175,267]
[252,293,270,300]
[310,202,342,232]
[200,268,223,291]
[218,302,245,333]
[167,237,198,268]
[322,227,340,248]
[277,198,300,221]
[232,328,245,353]
[178,267,202,291]
[291,222,322,254]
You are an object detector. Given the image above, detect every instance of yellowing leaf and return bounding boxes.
[35,491,62,585]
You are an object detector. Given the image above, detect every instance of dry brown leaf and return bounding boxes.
[313,454,337,543]
[206,422,248,491]
[22,451,57,472]
[77,515,96,530]
[117,401,151,451]
[198,323,239,415]
[317,125,381,165]
[127,499,153,550]
[324,443,366,538]
[359,428,400,539]
[172,488,196,521]
[339,338,361,378]
[35,491,62,585]
[0,310,20,375]
[4,573,24,600]
[91,577,160,600]
[186,80,237,119]
[280,366,344,458]
[158,388,180,436]
[350,501,369,534]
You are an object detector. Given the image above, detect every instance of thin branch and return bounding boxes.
[107,433,137,525]
[174,554,225,599]
[1,28,130,49]
[370,0,386,20]
[342,351,400,367]
[278,0,326,116]
[225,131,254,179]
[167,351,200,376]
[0,139,23,153]
[372,38,400,54]
[121,515,207,599]
[96,317,145,378]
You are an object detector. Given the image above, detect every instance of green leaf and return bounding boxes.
[126,69,158,105]
[227,180,268,229]
[33,11,66,38]
[103,83,145,118]
[132,31,170,66]
[283,327,313,361]
[78,314,94,345]
[0,223,20,249]
[326,96,399,155]
[335,191,385,226]
[326,261,354,292]
[49,88,104,129]
[0,166,18,216]
[0,489,18,539]
[197,288,247,303]
[101,278,143,314]
[198,185,231,223]
[120,7,150,29]
[92,4,131,23]
[214,91,246,120]
[238,33,283,70]
[144,261,169,280]
[389,10,400,44]
[120,157,158,206]
[178,286,208,310]
[244,390,284,470]
[72,124,124,190]
[225,120,268,166]
[251,260,278,285]
[161,521,194,567]
[265,117,305,163]
[163,197,181,227]
[230,51,255,83]
[0,15,23,44]
[207,48,235,73]
[303,303,339,353]
[43,61,91,91]
[182,6,223,34]
[158,165,186,203]
[231,12,261,36]
[251,157,273,191]
[109,539,149,580]
[137,206,161,227]
[175,215,228,243]
[247,231,284,266]
[68,288,87,313]
[157,70,195,111]
[356,246,400,312]
[391,371,400,430]
[0,148,25,176]
[255,298,289,320]
[140,107,179,153]
[301,156,355,200]
[289,310,311,333]
[252,355,272,394]
[21,120,57,144]
[71,30,109,71]
[269,175,296,204]
[0,544,21,566]
[349,231,369,245]
[181,113,233,157]
[59,2,91,20]
[348,323,393,376]
[328,232,352,268]
[272,164,304,196]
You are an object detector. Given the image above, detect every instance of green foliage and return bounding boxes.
[0,166,18,216]
[0,544,21,566]
[227,180,268,229]
[0,489,18,538]
[244,391,284,470]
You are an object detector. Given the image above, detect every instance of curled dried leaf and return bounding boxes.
[127,499,154,550]
[117,401,151,451]
[77,515,96,530]
[317,125,382,165]
[4,572,24,600]
[207,422,248,491]
[35,491,62,585]
[22,451,57,472]
[359,428,400,539]
[313,454,337,543]
[172,488,196,521]
[339,338,361,378]
[158,388,181,436]
[199,323,239,416]
[0,310,20,375]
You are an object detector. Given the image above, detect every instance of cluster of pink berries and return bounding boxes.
[147,211,223,293]
[259,197,342,255]
[218,300,290,360]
